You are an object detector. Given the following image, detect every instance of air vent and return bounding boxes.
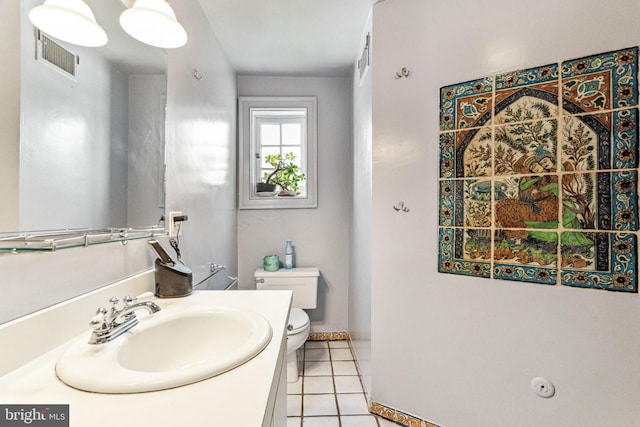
[38,32,77,77]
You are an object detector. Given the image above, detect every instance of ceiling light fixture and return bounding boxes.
[28,0,108,47]
[120,0,188,49]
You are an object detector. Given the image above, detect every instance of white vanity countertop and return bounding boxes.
[0,289,292,427]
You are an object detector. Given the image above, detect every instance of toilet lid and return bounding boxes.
[288,308,310,334]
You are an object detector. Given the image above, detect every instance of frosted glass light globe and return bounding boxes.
[120,0,187,49]
[28,0,108,47]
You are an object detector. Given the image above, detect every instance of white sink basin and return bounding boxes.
[55,305,272,393]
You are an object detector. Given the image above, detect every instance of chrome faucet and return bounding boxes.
[88,296,161,344]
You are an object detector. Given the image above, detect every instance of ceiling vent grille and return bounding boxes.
[38,32,77,77]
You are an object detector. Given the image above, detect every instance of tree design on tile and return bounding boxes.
[561,118,596,172]
[494,104,557,175]
[497,100,555,124]
[561,172,595,231]
[463,128,492,177]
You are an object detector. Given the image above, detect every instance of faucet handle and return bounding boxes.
[90,315,104,330]
[108,297,122,317]
[123,295,136,306]
[91,307,108,331]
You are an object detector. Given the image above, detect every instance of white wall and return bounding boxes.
[371,1,640,426]
[349,11,373,395]
[0,239,153,324]
[237,76,352,333]
[164,0,238,287]
[0,1,19,231]
[127,75,167,227]
[19,0,127,230]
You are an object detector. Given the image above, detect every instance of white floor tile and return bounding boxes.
[336,393,369,416]
[305,341,329,349]
[303,376,335,394]
[330,348,353,361]
[288,394,302,417]
[328,340,350,349]
[286,341,381,427]
[340,415,379,427]
[302,416,340,427]
[376,416,400,427]
[304,360,333,376]
[305,348,330,361]
[288,377,303,394]
[303,394,338,416]
[332,360,358,376]
[333,376,363,394]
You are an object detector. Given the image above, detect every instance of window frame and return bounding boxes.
[238,96,318,209]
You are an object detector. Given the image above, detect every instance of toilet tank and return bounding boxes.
[255,267,319,309]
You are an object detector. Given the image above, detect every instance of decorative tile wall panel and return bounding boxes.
[440,77,493,131]
[438,46,639,292]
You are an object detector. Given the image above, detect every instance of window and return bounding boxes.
[238,97,317,209]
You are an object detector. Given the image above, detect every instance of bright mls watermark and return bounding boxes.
[0,405,68,426]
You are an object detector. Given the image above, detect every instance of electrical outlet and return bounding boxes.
[168,211,182,237]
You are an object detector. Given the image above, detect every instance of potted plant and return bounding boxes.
[256,181,277,193]
[260,152,306,196]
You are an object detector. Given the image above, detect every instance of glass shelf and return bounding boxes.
[0,227,166,253]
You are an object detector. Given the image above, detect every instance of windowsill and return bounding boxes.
[239,194,317,210]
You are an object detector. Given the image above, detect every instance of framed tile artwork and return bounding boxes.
[438,46,639,292]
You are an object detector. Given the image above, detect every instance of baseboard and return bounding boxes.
[307,332,350,341]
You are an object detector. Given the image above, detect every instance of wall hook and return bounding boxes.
[192,69,203,81]
[394,67,410,79]
[393,201,410,212]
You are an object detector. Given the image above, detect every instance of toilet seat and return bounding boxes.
[287,308,310,334]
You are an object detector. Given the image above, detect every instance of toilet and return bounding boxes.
[254,267,319,382]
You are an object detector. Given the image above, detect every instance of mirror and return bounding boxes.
[11,0,167,233]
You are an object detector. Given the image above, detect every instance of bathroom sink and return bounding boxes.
[55,305,272,393]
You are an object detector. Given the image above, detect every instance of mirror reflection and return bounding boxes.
[12,0,167,233]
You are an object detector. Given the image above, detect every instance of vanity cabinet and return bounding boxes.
[0,271,291,427]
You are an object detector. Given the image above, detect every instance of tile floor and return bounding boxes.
[287,340,397,427]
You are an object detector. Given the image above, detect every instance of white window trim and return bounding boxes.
[238,96,318,209]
